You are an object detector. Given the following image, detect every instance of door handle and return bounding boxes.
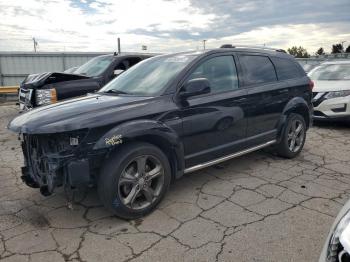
[277,89,288,94]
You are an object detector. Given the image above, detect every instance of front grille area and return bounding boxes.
[24,134,71,161]
[19,88,33,107]
[22,130,88,188]
[25,135,50,177]
[312,92,328,107]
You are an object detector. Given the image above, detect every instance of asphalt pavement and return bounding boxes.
[1,105,349,262]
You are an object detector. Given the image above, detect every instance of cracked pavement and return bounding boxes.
[1,104,350,262]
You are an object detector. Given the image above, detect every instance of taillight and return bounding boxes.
[309,80,314,91]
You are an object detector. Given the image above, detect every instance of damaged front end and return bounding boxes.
[18,72,91,110]
[20,130,99,196]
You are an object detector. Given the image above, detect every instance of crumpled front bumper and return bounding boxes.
[20,133,94,196]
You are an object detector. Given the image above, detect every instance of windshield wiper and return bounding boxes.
[103,89,130,95]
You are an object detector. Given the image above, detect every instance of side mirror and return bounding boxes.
[113,69,125,76]
[180,78,211,98]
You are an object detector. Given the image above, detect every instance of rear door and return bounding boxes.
[238,54,289,146]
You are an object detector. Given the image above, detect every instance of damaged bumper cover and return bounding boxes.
[20,131,103,196]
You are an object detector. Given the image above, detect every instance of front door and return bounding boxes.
[179,55,249,167]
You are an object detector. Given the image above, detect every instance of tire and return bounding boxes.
[98,142,171,219]
[274,113,306,158]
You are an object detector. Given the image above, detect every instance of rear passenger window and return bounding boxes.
[239,55,277,85]
[187,56,239,93]
[271,57,304,80]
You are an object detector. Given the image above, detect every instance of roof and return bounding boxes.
[158,47,292,60]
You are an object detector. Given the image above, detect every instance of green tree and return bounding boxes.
[316,47,325,56]
[287,46,310,58]
[331,44,343,54]
[345,45,350,53]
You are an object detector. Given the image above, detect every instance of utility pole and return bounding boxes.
[33,37,38,52]
[117,37,121,54]
[202,40,207,50]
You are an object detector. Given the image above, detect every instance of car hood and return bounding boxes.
[312,80,350,92]
[21,72,91,89]
[8,93,156,134]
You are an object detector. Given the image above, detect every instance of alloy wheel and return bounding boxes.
[287,119,305,153]
[118,155,164,210]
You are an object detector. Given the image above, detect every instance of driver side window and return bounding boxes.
[187,56,239,93]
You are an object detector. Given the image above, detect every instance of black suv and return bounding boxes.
[18,53,153,110]
[8,46,313,219]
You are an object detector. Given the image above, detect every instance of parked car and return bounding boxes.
[319,199,350,262]
[310,61,350,121]
[8,46,313,219]
[18,53,154,110]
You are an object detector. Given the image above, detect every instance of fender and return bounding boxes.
[93,119,185,178]
[276,97,312,143]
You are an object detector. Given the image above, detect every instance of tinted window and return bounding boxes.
[271,57,304,80]
[240,55,277,85]
[187,56,239,93]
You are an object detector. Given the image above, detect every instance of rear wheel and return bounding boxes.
[274,113,306,158]
[98,142,171,219]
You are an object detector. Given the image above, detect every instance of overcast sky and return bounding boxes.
[0,0,349,54]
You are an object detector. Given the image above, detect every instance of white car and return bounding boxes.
[319,199,350,262]
[309,61,350,121]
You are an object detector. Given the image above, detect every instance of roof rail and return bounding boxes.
[220,44,286,53]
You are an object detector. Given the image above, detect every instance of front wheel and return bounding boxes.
[274,113,306,158]
[98,142,171,219]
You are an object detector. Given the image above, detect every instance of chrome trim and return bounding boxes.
[184,140,276,174]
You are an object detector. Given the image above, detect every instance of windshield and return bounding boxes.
[99,54,196,96]
[309,64,350,80]
[75,55,114,77]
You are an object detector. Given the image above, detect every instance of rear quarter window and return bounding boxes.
[239,55,277,86]
[271,57,305,80]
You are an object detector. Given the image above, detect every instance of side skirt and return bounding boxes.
[184,140,276,174]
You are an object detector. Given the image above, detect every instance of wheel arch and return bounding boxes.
[276,97,311,143]
[93,120,185,180]
[131,134,184,181]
